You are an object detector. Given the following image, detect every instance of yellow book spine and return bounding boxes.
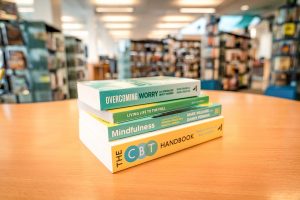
[111,117,224,173]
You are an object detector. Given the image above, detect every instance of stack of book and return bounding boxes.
[77,76,224,173]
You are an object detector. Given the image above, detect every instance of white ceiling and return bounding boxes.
[61,0,285,40]
[94,0,222,39]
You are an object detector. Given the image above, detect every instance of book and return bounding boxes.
[0,22,23,45]
[5,46,27,70]
[77,76,200,110]
[79,103,221,141]
[0,1,19,21]
[78,95,209,124]
[79,115,224,173]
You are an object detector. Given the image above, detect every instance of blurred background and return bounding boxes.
[0,0,299,103]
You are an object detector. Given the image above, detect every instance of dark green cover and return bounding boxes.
[113,95,209,123]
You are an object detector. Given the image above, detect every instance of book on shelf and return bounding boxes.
[78,95,209,124]
[0,22,23,45]
[0,1,19,21]
[79,115,224,173]
[274,56,293,71]
[79,103,221,141]
[4,46,27,70]
[77,76,201,110]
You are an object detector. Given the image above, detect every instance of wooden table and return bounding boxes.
[1,91,300,199]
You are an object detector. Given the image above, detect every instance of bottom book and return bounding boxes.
[80,113,224,173]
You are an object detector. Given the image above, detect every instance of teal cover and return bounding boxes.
[81,76,200,110]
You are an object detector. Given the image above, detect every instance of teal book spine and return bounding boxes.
[108,104,222,141]
[99,81,200,110]
[113,95,209,123]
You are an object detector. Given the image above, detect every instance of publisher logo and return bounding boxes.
[193,85,197,91]
[125,140,158,162]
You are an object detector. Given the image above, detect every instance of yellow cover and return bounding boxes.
[284,23,296,36]
[111,116,224,173]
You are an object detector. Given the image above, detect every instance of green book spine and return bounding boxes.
[108,103,221,141]
[113,95,209,123]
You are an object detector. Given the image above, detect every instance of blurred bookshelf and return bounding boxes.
[119,38,201,78]
[267,0,300,98]
[90,55,117,81]
[0,20,32,103]
[0,20,74,103]
[22,21,69,102]
[220,32,252,91]
[202,16,221,83]
[130,40,165,78]
[65,36,87,98]
[169,39,201,78]
[202,16,253,91]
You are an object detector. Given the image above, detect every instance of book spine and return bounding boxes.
[111,117,224,173]
[99,81,200,110]
[108,104,221,141]
[113,96,209,123]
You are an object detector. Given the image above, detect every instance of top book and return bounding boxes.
[77,76,201,110]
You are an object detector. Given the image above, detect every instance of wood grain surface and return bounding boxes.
[1,91,300,200]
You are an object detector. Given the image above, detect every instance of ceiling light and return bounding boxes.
[61,16,76,22]
[176,0,223,6]
[96,0,138,5]
[15,0,33,5]
[150,30,177,36]
[62,23,84,30]
[64,31,88,37]
[147,35,164,39]
[148,30,177,38]
[112,37,129,41]
[161,15,195,22]
[105,23,133,29]
[156,23,188,29]
[250,28,256,38]
[18,7,34,13]
[241,5,249,11]
[96,7,134,13]
[112,35,130,39]
[101,15,135,22]
[180,8,216,13]
[110,30,131,36]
